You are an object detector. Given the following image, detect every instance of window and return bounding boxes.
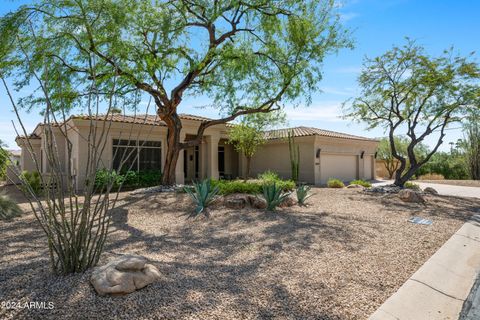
[218,146,225,177]
[112,139,161,172]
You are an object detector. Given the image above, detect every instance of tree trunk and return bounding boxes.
[394,165,418,187]
[245,156,251,181]
[161,114,182,185]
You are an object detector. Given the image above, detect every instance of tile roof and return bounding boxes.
[70,113,217,126]
[263,126,378,142]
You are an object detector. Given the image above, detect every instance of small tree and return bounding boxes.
[345,40,480,187]
[461,110,480,179]
[228,123,266,180]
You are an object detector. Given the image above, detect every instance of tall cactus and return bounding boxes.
[288,130,300,182]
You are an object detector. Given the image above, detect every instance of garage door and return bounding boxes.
[320,154,357,184]
[364,155,373,180]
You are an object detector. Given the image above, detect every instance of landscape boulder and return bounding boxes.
[423,187,439,195]
[224,195,247,209]
[398,189,425,204]
[91,255,161,296]
[346,184,365,190]
[248,195,267,209]
[279,194,296,208]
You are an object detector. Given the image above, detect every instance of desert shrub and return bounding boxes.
[327,178,345,188]
[0,193,22,220]
[404,181,420,190]
[296,184,313,206]
[211,179,295,195]
[95,169,162,190]
[20,171,42,195]
[184,179,220,217]
[258,170,280,182]
[418,173,445,180]
[349,179,372,188]
[262,182,291,211]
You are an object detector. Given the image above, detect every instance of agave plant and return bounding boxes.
[0,193,22,221]
[262,182,291,211]
[184,179,220,217]
[296,184,313,206]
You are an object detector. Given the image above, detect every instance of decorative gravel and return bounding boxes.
[1,188,479,320]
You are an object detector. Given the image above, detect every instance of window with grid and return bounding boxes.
[112,139,161,172]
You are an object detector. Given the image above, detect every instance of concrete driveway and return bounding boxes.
[372,180,480,199]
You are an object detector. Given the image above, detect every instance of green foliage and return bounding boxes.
[0,193,22,220]
[288,130,300,182]
[460,110,480,179]
[262,182,291,212]
[327,178,345,188]
[20,171,42,196]
[94,169,162,191]
[184,179,220,217]
[210,178,295,196]
[345,40,480,186]
[228,123,266,178]
[0,140,9,180]
[258,170,280,182]
[349,180,372,188]
[416,152,468,180]
[404,182,420,190]
[296,185,313,206]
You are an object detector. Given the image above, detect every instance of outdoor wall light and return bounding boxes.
[360,151,365,159]
[374,151,378,159]
[316,148,321,158]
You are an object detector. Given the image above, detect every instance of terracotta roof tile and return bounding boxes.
[263,126,378,142]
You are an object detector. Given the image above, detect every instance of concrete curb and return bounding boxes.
[369,216,480,320]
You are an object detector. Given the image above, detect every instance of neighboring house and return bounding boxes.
[15,114,378,190]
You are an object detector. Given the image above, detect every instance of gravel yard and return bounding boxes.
[1,187,479,320]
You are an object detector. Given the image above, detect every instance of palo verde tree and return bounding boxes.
[345,40,480,187]
[0,0,351,185]
[460,109,480,179]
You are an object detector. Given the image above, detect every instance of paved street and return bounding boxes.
[372,180,480,199]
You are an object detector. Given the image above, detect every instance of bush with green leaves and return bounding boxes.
[349,179,372,188]
[327,178,345,188]
[0,193,22,220]
[211,178,295,195]
[94,169,162,191]
[262,182,291,211]
[20,171,42,195]
[296,185,313,206]
[404,182,420,190]
[184,179,220,217]
[258,170,280,182]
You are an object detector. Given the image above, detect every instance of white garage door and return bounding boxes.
[364,155,373,180]
[320,154,357,184]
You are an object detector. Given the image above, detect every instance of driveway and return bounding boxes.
[372,180,480,199]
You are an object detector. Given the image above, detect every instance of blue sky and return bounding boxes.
[1,0,479,151]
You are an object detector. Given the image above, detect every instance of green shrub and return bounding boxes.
[404,181,420,190]
[327,178,345,188]
[296,184,313,205]
[262,182,291,211]
[94,169,162,190]
[349,179,372,188]
[210,178,295,195]
[20,171,42,195]
[184,179,220,217]
[0,193,22,220]
[258,170,280,182]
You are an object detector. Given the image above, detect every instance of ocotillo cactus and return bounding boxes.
[288,130,300,182]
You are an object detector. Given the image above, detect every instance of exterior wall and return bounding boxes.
[248,136,316,183]
[314,136,378,184]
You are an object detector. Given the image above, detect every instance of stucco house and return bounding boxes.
[14,114,378,190]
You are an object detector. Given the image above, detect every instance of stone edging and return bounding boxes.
[369,215,480,320]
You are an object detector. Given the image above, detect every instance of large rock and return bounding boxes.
[346,184,365,190]
[423,187,439,195]
[398,189,425,203]
[279,194,296,208]
[91,255,161,296]
[224,196,247,209]
[247,195,267,209]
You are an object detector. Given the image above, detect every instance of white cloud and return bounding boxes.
[335,66,362,74]
[340,12,359,22]
[320,86,357,96]
[285,102,346,122]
